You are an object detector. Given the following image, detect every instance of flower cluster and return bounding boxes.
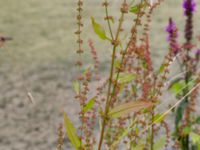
[166,18,179,55]
[183,0,196,15]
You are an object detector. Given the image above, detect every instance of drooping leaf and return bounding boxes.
[153,136,166,150]
[63,112,81,149]
[116,73,136,84]
[108,101,154,118]
[91,17,109,40]
[73,81,80,94]
[83,97,95,113]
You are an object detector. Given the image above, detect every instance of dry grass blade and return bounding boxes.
[108,100,154,118]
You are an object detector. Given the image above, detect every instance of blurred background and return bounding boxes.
[0,0,200,149]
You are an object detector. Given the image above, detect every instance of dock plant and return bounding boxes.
[59,0,200,149]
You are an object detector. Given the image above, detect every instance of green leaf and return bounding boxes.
[63,112,81,149]
[169,80,185,94]
[73,81,80,94]
[129,5,140,14]
[108,101,153,118]
[182,126,192,135]
[191,132,200,144]
[169,79,195,95]
[91,17,109,40]
[153,136,166,150]
[83,97,95,113]
[116,73,136,84]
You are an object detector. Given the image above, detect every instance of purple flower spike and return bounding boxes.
[166,18,178,41]
[183,0,196,15]
[166,18,179,55]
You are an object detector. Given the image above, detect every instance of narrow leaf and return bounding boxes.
[116,73,136,84]
[169,79,195,94]
[91,17,108,40]
[83,97,95,113]
[108,101,153,118]
[63,112,81,149]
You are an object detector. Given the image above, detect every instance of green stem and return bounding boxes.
[150,108,155,150]
[110,2,144,103]
[98,1,145,149]
[97,3,126,150]
[104,1,114,41]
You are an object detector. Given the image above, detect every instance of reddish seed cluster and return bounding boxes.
[57,124,64,150]
[88,39,100,81]
[75,0,84,67]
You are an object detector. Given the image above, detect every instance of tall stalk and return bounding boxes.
[97,1,127,149]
